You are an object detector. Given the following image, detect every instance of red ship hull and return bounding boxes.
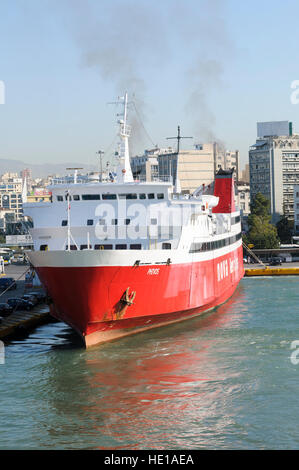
[34,244,244,347]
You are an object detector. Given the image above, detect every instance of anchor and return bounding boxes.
[114,287,136,320]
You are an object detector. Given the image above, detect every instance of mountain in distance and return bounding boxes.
[0,158,99,178]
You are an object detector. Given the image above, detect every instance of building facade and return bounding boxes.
[131,143,240,194]
[130,147,170,182]
[0,174,24,220]
[236,182,250,216]
[249,121,299,223]
[293,185,299,234]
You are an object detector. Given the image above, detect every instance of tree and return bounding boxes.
[276,216,293,244]
[246,193,280,249]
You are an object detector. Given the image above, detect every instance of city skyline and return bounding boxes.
[1,0,299,170]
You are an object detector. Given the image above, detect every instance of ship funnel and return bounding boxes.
[212,168,236,213]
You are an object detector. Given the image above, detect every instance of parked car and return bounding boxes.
[27,291,46,303]
[269,257,283,266]
[7,298,34,311]
[22,294,38,306]
[0,277,16,290]
[0,303,13,316]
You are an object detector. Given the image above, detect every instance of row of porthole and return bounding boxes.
[56,193,165,202]
[40,243,172,251]
[61,218,159,226]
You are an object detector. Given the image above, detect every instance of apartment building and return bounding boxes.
[0,174,24,220]
[249,121,299,223]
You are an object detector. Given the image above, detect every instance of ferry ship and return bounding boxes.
[24,94,244,347]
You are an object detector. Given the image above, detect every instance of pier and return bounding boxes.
[245,262,299,276]
[0,264,51,340]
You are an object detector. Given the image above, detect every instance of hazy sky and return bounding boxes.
[1,0,299,170]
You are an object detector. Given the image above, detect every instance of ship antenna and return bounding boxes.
[96,150,104,182]
[64,190,79,251]
[108,92,134,183]
[166,126,193,192]
[66,167,83,185]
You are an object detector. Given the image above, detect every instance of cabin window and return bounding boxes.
[82,194,101,200]
[157,193,164,199]
[130,244,142,250]
[148,193,155,199]
[162,243,171,249]
[87,219,94,226]
[65,245,77,250]
[57,196,63,201]
[80,244,92,250]
[40,245,48,251]
[139,193,146,199]
[73,195,80,201]
[115,244,127,250]
[111,219,118,225]
[119,193,137,200]
[231,215,241,225]
[94,244,113,250]
[102,194,117,200]
[61,220,67,226]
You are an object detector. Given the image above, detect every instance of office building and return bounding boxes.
[249,120,299,223]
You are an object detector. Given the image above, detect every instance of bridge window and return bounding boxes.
[148,193,155,199]
[94,244,113,250]
[157,193,164,199]
[102,194,117,200]
[139,193,146,199]
[73,195,80,201]
[65,195,72,201]
[57,196,63,201]
[98,219,106,226]
[119,193,137,200]
[87,219,94,226]
[130,244,142,249]
[111,219,118,225]
[65,245,78,250]
[125,219,131,225]
[82,194,101,200]
[116,244,127,250]
[162,243,171,249]
[40,245,48,251]
[80,244,92,250]
[61,220,67,226]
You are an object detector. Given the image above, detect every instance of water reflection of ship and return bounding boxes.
[36,283,247,449]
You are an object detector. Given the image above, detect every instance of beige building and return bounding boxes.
[158,144,216,194]
[216,149,240,181]
[131,148,171,182]
[132,143,241,194]
[241,164,250,183]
